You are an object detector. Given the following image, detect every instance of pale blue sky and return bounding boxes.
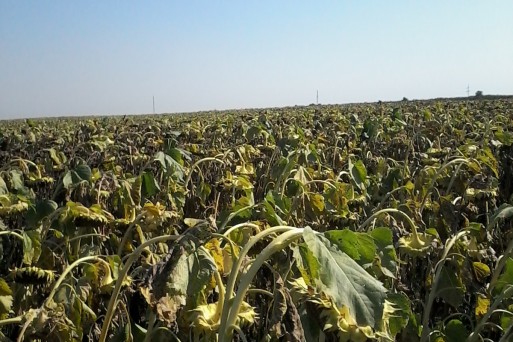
[1,1,512,119]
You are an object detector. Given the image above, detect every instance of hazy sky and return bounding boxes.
[1,1,512,119]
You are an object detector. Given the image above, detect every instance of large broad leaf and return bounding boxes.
[73,164,92,182]
[167,147,192,165]
[302,227,387,328]
[298,303,323,342]
[9,170,25,192]
[349,159,367,190]
[25,199,58,227]
[141,171,160,198]
[435,263,465,308]
[271,156,296,185]
[370,227,398,277]
[142,249,216,324]
[323,182,351,218]
[187,247,217,304]
[324,229,376,265]
[362,119,379,140]
[477,147,498,178]
[143,224,214,323]
[63,164,92,189]
[23,230,42,265]
[154,151,184,181]
[262,191,288,226]
[385,293,412,338]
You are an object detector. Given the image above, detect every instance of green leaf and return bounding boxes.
[228,193,254,220]
[175,147,192,162]
[350,159,367,190]
[131,323,147,341]
[370,227,398,276]
[392,107,403,121]
[197,182,211,206]
[9,170,25,192]
[386,293,412,337]
[25,199,58,227]
[477,147,498,178]
[323,182,351,218]
[22,230,42,265]
[293,244,320,287]
[0,278,13,319]
[436,264,465,308]
[262,191,287,226]
[74,164,92,181]
[167,147,185,166]
[362,119,379,140]
[141,172,160,197]
[489,204,513,231]
[126,176,142,207]
[404,180,415,192]
[324,229,376,265]
[63,164,92,189]
[187,248,217,304]
[0,177,7,195]
[423,109,432,121]
[500,304,513,331]
[246,125,262,141]
[298,303,323,341]
[302,227,387,328]
[107,255,122,280]
[495,130,513,146]
[444,319,469,342]
[468,222,483,232]
[494,258,513,296]
[271,156,296,185]
[154,151,184,180]
[111,323,132,342]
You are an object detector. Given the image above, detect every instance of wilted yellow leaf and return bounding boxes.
[475,294,490,318]
[204,238,224,274]
[472,262,491,282]
[309,193,325,215]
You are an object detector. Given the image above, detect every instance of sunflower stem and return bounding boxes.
[219,228,304,342]
[420,230,470,342]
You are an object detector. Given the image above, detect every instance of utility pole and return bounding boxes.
[153,96,155,114]
[316,90,319,104]
[466,85,470,97]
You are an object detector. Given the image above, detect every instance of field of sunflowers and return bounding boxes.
[0,98,513,341]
